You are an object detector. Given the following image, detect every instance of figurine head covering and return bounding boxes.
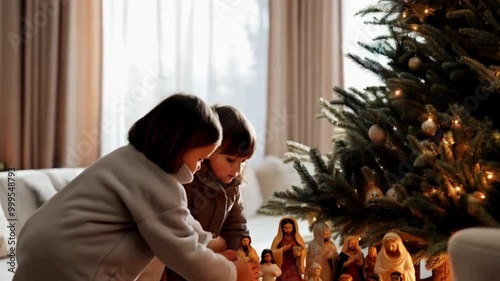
[341,235,362,253]
[374,232,416,281]
[271,215,306,249]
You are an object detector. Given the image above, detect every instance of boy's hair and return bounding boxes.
[213,105,256,158]
[128,93,222,173]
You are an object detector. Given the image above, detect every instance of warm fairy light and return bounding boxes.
[454,119,460,125]
[486,172,494,180]
[395,89,402,96]
[424,8,429,14]
[480,193,486,199]
[455,186,461,192]
[411,24,419,31]
[402,12,407,18]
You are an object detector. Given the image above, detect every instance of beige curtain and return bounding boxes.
[0,0,102,169]
[265,0,343,156]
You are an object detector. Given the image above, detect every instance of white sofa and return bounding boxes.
[0,156,314,280]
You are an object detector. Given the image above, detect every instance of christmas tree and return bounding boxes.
[259,0,500,280]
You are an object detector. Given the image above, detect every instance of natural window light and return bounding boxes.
[101,0,269,163]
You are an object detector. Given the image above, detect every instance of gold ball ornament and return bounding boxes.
[421,119,437,136]
[368,125,386,143]
[365,187,384,203]
[408,56,422,71]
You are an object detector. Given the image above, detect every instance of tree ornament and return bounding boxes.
[368,125,386,143]
[421,118,437,136]
[467,192,484,215]
[385,187,401,202]
[408,56,422,71]
[365,187,384,203]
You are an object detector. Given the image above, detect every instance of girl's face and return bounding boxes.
[182,144,219,174]
[208,152,249,184]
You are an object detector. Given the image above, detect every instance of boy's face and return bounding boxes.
[182,144,219,174]
[208,152,249,184]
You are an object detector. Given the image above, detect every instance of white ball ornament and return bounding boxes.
[408,56,422,71]
[421,119,437,136]
[386,187,399,201]
[368,125,386,143]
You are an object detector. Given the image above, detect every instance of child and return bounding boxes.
[12,94,259,281]
[159,104,258,281]
[259,249,282,281]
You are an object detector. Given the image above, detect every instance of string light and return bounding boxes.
[424,8,429,14]
[394,89,402,97]
[455,186,461,192]
[486,172,494,180]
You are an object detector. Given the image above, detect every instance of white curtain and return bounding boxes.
[101,0,269,163]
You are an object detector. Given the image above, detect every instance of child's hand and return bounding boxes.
[207,237,227,253]
[221,249,238,261]
[234,260,260,281]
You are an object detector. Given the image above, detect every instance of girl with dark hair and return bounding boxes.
[13,94,259,281]
[260,249,282,281]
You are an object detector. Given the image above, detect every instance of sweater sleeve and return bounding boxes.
[220,188,249,249]
[137,205,236,281]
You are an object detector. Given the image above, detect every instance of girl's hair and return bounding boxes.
[212,105,256,158]
[260,249,276,264]
[128,93,222,173]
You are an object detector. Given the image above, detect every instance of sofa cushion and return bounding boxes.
[255,155,315,201]
[0,196,10,258]
[41,168,85,191]
[0,170,56,237]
